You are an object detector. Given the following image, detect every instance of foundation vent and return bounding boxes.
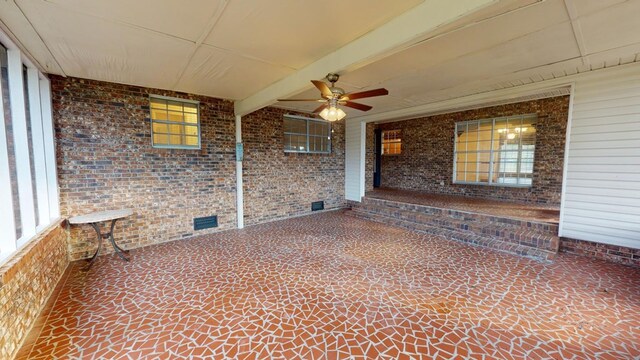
[194,215,218,230]
[311,201,325,211]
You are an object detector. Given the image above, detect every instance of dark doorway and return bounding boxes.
[374,129,382,188]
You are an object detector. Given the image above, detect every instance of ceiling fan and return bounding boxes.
[277,73,389,121]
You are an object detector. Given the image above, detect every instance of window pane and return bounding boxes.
[284,134,292,150]
[314,136,323,152]
[152,123,168,134]
[184,103,198,113]
[184,112,198,124]
[184,125,198,136]
[284,117,306,134]
[167,100,183,112]
[1,45,21,239]
[169,123,183,135]
[169,134,183,145]
[151,109,168,121]
[168,111,183,122]
[185,135,198,146]
[310,122,326,136]
[296,135,307,151]
[150,99,167,110]
[153,134,168,145]
[23,66,38,227]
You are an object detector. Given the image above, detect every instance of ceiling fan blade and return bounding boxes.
[342,88,388,101]
[277,98,325,102]
[312,103,328,113]
[343,101,372,112]
[311,80,333,98]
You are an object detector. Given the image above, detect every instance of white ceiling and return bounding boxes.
[1,0,640,119]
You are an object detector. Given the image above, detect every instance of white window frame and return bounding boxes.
[283,115,331,154]
[0,31,60,265]
[453,114,537,188]
[149,95,201,150]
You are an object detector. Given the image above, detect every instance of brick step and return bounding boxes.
[346,208,558,261]
[348,199,559,261]
[362,197,558,234]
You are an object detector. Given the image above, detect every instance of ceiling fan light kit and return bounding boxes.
[277,73,389,121]
[319,100,347,122]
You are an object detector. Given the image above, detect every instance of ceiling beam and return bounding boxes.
[563,0,590,66]
[233,0,503,116]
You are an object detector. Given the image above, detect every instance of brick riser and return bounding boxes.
[348,198,559,261]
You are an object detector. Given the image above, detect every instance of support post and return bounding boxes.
[235,115,244,229]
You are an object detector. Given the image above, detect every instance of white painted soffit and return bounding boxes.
[233,0,525,117]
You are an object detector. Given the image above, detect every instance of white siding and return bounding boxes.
[345,118,364,201]
[561,66,640,249]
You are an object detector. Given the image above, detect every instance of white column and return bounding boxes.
[27,68,50,229]
[0,67,17,258]
[39,77,60,219]
[235,114,244,229]
[7,49,36,243]
[345,118,365,201]
[558,82,575,237]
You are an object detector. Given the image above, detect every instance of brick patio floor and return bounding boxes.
[16,211,639,359]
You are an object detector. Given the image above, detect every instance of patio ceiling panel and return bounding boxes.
[201,0,423,70]
[569,0,627,18]
[385,21,581,103]
[39,0,226,42]
[576,0,640,55]
[14,0,198,91]
[174,44,295,101]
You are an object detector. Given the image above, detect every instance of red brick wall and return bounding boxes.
[366,96,570,205]
[51,76,345,260]
[0,220,69,360]
[242,107,346,225]
[560,238,640,267]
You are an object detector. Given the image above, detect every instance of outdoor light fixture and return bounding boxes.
[319,99,346,122]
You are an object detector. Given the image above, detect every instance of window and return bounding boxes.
[150,96,200,149]
[454,114,536,187]
[283,115,331,153]
[382,129,401,155]
[1,43,22,240]
[0,37,60,264]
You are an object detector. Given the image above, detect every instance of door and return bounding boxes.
[373,129,382,188]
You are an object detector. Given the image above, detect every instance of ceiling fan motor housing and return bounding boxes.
[326,73,340,83]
